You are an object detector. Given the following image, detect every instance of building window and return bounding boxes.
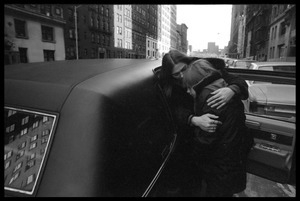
[13,162,23,173]
[90,17,94,27]
[43,50,55,62]
[5,161,11,170]
[55,7,61,16]
[105,22,108,32]
[278,44,285,58]
[14,19,27,38]
[29,142,37,150]
[69,29,74,38]
[25,160,35,171]
[41,137,48,144]
[21,116,29,125]
[91,48,95,58]
[40,5,52,16]
[5,150,13,161]
[9,172,20,185]
[101,35,105,44]
[42,116,48,123]
[41,25,54,42]
[16,150,25,161]
[280,22,286,36]
[20,128,28,136]
[18,47,28,63]
[117,39,122,48]
[8,110,16,117]
[101,6,104,15]
[97,34,100,44]
[30,135,38,142]
[117,26,122,35]
[28,153,36,161]
[18,141,26,150]
[33,121,39,129]
[91,33,95,42]
[6,124,15,133]
[106,36,110,46]
[26,174,35,185]
[42,129,50,136]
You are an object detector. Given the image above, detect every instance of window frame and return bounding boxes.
[14,19,28,39]
[41,25,54,42]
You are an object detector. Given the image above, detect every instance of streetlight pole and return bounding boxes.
[74,5,81,60]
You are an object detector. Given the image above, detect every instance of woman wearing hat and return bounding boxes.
[158,50,252,197]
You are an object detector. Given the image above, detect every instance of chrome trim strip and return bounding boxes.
[142,133,177,197]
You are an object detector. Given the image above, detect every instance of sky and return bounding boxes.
[176,4,232,51]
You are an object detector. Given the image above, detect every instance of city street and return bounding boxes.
[234,174,296,197]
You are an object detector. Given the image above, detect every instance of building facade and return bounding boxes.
[5,4,187,63]
[4,4,66,64]
[170,5,177,51]
[228,5,246,59]
[244,4,272,61]
[63,5,114,60]
[145,5,158,59]
[176,23,188,53]
[157,5,171,58]
[268,4,296,61]
[228,4,295,62]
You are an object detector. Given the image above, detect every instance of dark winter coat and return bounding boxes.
[190,72,253,196]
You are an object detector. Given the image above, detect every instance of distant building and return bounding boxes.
[157,5,171,58]
[207,42,219,55]
[5,4,182,62]
[176,23,188,53]
[229,4,295,61]
[63,5,114,60]
[170,5,177,51]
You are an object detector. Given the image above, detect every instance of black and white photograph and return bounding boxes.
[4,4,295,197]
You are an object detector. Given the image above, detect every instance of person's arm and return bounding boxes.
[220,69,248,100]
[206,69,248,109]
[189,113,222,133]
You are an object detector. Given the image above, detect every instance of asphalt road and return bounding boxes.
[234,173,296,197]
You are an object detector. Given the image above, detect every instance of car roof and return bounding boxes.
[236,60,256,62]
[251,61,296,66]
[5,59,162,112]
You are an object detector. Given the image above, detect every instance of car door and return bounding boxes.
[227,68,296,185]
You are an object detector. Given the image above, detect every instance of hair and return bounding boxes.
[169,50,198,65]
[159,53,175,98]
[183,59,219,89]
[159,50,225,98]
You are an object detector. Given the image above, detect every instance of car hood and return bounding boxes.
[248,84,295,106]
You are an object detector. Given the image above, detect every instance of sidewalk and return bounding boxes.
[234,174,296,197]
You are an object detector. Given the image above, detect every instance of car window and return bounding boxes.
[243,71,295,123]
[235,61,247,67]
[4,107,57,195]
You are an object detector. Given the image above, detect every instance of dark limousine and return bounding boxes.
[5,59,295,197]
